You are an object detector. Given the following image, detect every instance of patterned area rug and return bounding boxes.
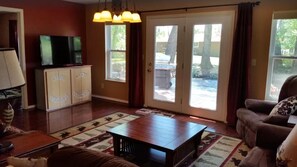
[135,108,175,117]
[51,112,249,167]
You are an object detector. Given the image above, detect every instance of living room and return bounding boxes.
[0,0,297,166]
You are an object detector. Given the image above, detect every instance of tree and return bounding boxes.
[201,24,213,77]
[165,26,177,64]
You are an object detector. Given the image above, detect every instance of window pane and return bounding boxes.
[108,51,126,81]
[266,14,297,101]
[105,25,126,82]
[269,58,297,99]
[153,25,177,103]
[110,25,126,50]
[272,19,297,56]
[190,24,221,110]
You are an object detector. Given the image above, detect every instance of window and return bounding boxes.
[105,24,126,82]
[266,11,297,101]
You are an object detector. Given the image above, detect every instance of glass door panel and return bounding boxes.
[153,25,177,103]
[190,24,222,110]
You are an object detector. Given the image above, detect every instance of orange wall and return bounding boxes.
[86,0,297,102]
[85,4,129,102]
[0,0,86,105]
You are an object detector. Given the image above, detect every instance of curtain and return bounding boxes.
[226,3,254,126]
[128,23,144,107]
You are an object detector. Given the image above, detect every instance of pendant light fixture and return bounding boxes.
[92,0,141,23]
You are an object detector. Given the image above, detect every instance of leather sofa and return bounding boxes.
[236,75,297,147]
[47,146,139,167]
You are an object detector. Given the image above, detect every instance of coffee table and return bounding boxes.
[107,115,206,167]
[0,131,60,166]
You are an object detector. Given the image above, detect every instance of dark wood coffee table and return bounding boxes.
[0,131,60,166]
[107,115,206,167]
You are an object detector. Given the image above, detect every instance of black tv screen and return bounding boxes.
[40,35,82,66]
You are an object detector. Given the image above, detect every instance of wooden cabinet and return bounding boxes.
[71,66,92,104]
[36,65,92,111]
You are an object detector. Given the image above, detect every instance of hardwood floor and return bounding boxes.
[12,98,238,138]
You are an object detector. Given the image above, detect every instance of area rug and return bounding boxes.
[51,112,249,167]
[136,108,175,117]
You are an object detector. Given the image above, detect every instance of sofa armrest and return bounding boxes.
[256,123,291,149]
[245,99,277,114]
[48,146,139,167]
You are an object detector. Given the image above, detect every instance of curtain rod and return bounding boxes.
[139,1,260,14]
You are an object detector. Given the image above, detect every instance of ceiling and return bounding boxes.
[64,0,110,4]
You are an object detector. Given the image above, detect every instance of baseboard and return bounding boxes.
[92,95,128,104]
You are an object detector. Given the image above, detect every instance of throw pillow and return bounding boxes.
[6,157,47,167]
[276,125,297,167]
[269,96,297,116]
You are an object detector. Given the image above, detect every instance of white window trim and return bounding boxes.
[265,11,297,101]
[105,24,127,83]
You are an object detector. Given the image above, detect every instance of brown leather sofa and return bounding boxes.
[47,146,139,167]
[236,75,297,147]
[239,123,291,167]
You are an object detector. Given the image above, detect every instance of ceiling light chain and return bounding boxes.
[93,0,141,23]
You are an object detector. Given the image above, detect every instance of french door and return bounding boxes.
[145,11,235,122]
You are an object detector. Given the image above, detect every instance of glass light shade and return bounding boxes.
[121,10,132,22]
[93,12,102,22]
[112,14,123,23]
[101,10,112,22]
[131,13,141,23]
[0,49,25,90]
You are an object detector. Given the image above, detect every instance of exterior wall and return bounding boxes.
[0,0,86,106]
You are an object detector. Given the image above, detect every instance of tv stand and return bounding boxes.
[35,65,92,111]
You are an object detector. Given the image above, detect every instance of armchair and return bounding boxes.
[238,123,291,167]
[236,75,297,147]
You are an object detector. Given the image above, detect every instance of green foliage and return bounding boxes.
[275,19,297,56]
[110,25,126,50]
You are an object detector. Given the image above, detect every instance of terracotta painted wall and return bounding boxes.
[0,0,86,106]
[86,0,297,103]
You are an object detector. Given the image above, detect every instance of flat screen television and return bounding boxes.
[39,35,82,67]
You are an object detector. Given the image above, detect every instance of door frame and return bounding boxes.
[0,6,28,109]
[145,15,185,112]
[182,11,235,122]
[144,11,235,122]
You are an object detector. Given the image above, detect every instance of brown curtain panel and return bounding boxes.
[226,3,253,126]
[128,23,144,107]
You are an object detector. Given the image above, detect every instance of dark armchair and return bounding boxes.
[236,75,297,147]
[238,123,291,167]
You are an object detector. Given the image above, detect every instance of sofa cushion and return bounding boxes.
[239,146,276,167]
[7,157,47,167]
[276,124,297,167]
[263,115,289,126]
[270,96,297,116]
[47,146,139,167]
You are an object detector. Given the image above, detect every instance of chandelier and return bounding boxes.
[93,0,141,23]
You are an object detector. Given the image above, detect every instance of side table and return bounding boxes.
[0,131,60,166]
[288,115,297,127]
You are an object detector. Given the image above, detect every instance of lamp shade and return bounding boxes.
[131,13,141,23]
[93,12,102,22]
[121,10,132,22]
[0,49,25,90]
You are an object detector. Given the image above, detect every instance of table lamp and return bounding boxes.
[0,48,25,153]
